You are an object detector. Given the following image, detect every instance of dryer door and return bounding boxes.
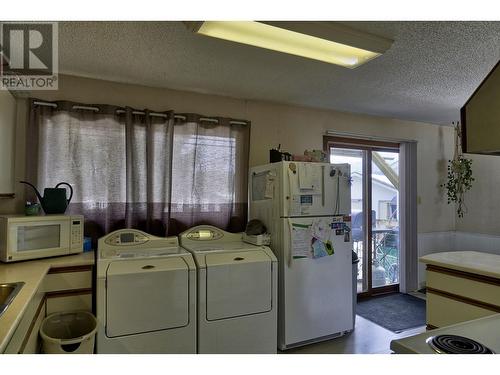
[106,257,189,337]
[205,250,272,321]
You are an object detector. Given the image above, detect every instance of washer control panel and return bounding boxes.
[104,230,150,246]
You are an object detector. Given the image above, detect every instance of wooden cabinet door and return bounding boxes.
[21,301,46,354]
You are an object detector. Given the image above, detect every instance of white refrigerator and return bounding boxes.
[249,161,353,350]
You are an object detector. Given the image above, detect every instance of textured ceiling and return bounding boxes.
[58,21,500,125]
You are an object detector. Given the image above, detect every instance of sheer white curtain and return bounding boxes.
[169,114,250,234]
[27,100,250,241]
[28,101,173,239]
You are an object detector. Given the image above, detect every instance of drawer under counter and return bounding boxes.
[426,265,500,307]
[427,291,496,328]
[41,265,92,293]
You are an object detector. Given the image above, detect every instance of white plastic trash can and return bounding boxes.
[40,311,97,354]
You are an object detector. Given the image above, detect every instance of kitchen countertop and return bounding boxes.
[0,252,94,353]
[420,251,500,279]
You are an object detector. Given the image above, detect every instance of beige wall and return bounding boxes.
[455,154,500,235]
[0,74,455,234]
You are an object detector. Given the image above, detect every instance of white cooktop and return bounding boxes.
[391,314,500,354]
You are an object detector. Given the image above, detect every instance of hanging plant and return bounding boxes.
[442,122,474,218]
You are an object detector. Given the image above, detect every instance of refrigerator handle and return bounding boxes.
[321,165,325,207]
[287,218,293,268]
[286,167,295,217]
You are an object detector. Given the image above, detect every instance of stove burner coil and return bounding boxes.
[427,335,494,354]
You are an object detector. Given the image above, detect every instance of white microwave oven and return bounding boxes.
[0,214,84,262]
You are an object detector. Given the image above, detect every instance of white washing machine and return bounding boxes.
[179,225,278,354]
[96,229,197,353]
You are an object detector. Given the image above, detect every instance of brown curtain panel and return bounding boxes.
[26,100,250,242]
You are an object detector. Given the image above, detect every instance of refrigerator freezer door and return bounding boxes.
[279,216,353,348]
[282,162,350,217]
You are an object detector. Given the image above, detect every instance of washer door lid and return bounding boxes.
[205,250,272,321]
[106,257,189,337]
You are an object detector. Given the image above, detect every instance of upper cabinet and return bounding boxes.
[461,60,500,155]
[0,89,16,197]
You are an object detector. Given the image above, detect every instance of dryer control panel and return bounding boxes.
[179,225,244,247]
[185,228,223,241]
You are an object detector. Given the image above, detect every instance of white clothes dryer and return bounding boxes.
[179,225,278,353]
[96,229,196,353]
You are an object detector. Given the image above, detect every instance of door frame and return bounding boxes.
[324,136,400,298]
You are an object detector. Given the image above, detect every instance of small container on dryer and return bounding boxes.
[242,233,271,246]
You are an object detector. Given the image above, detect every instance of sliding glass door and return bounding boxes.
[371,150,400,290]
[326,137,400,296]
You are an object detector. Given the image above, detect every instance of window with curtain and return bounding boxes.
[26,100,250,241]
[170,114,249,234]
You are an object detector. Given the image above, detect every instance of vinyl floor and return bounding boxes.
[282,315,426,354]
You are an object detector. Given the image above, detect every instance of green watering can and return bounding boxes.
[20,181,73,214]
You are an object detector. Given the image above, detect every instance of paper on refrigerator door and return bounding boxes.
[311,218,332,243]
[311,238,334,259]
[298,164,314,190]
[252,170,275,200]
[288,218,336,263]
[297,164,322,194]
[289,221,312,261]
[311,218,334,259]
[264,172,276,199]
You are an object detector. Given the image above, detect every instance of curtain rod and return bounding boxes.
[34,101,169,118]
[326,130,417,144]
[115,108,169,118]
[33,101,57,108]
[33,100,248,125]
[173,115,248,126]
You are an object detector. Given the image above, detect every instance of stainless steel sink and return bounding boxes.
[0,282,24,317]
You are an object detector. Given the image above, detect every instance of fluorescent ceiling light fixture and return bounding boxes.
[186,21,393,68]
